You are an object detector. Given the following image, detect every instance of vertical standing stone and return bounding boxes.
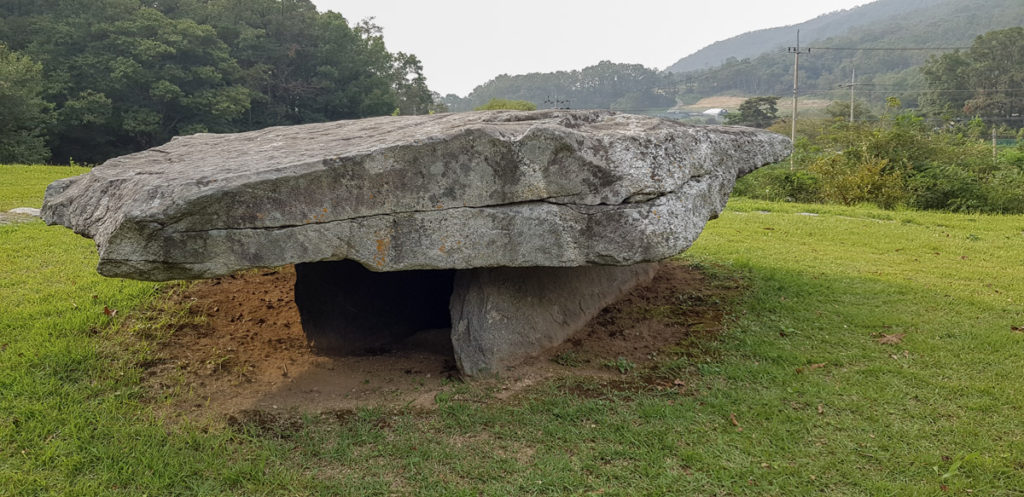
[449,263,658,375]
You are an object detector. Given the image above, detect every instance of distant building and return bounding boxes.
[702,108,728,116]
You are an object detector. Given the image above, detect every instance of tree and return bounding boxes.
[474,99,537,111]
[726,96,780,128]
[184,4,429,123]
[0,45,51,163]
[1,3,251,162]
[922,27,1024,127]
[386,52,432,116]
[0,0,440,163]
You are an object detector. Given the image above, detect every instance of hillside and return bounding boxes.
[673,0,1024,107]
[444,0,1022,115]
[665,0,945,73]
[443,61,676,112]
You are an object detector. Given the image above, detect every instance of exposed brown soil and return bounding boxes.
[137,261,742,422]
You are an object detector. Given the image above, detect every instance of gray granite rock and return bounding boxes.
[42,110,790,280]
[450,263,659,375]
[42,110,790,376]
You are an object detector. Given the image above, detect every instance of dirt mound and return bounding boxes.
[138,261,741,420]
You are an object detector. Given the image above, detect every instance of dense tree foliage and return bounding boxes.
[0,45,51,163]
[0,0,435,163]
[921,27,1024,126]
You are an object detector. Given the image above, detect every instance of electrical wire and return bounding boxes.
[806,46,972,51]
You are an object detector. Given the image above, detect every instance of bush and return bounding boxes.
[735,115,1024,214]
[981,167,1024,213]
[474,99,537,111]
[810,155,912,209]
[733,165,819,203]
[909,163,984,211]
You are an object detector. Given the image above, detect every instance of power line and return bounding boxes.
[798,88,1024,95]
[775,46,972,54]
[825,85,1024,90]
[609,110,1024,125]
[806,46,972,51]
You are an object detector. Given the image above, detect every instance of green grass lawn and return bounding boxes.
[0,165,91,211]
[2,165,1023,495]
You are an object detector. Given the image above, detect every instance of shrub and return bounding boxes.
[909,162,983,212]
[735,116,1024,214]
[733,164,819,203]
[474,99,537,111]
[980,167,1024,213]
[810,155,912,209]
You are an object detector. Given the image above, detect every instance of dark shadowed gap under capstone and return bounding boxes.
[293,260,456,355]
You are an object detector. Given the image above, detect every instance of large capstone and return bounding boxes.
[43,110,791,375]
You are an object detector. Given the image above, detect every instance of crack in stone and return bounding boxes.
[170,174,712,236]
[167,170,713,236]
[168,187,671,236]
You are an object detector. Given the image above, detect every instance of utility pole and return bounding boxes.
[787,31,811,169]
[838,68,870,124]
[849,68,855,123]
[993,127,998,162]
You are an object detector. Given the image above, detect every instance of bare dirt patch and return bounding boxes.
[136,261,742,421]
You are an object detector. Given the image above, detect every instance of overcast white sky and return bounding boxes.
[313,0,869,96]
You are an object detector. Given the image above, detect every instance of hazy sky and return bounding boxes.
[313,0,869,96]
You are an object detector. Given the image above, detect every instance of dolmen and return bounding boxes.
[42,110,791,375]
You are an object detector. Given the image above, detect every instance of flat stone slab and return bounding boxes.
[42,110,790,281]
[0,208,42,226]
[8,207,41,216]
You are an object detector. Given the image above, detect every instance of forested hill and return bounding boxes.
[665,0,945,73]
[672,0,1024,104]
[443,61,677,112]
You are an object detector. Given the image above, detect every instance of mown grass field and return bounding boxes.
[2,165,1023,496]
[0,165,91,211]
